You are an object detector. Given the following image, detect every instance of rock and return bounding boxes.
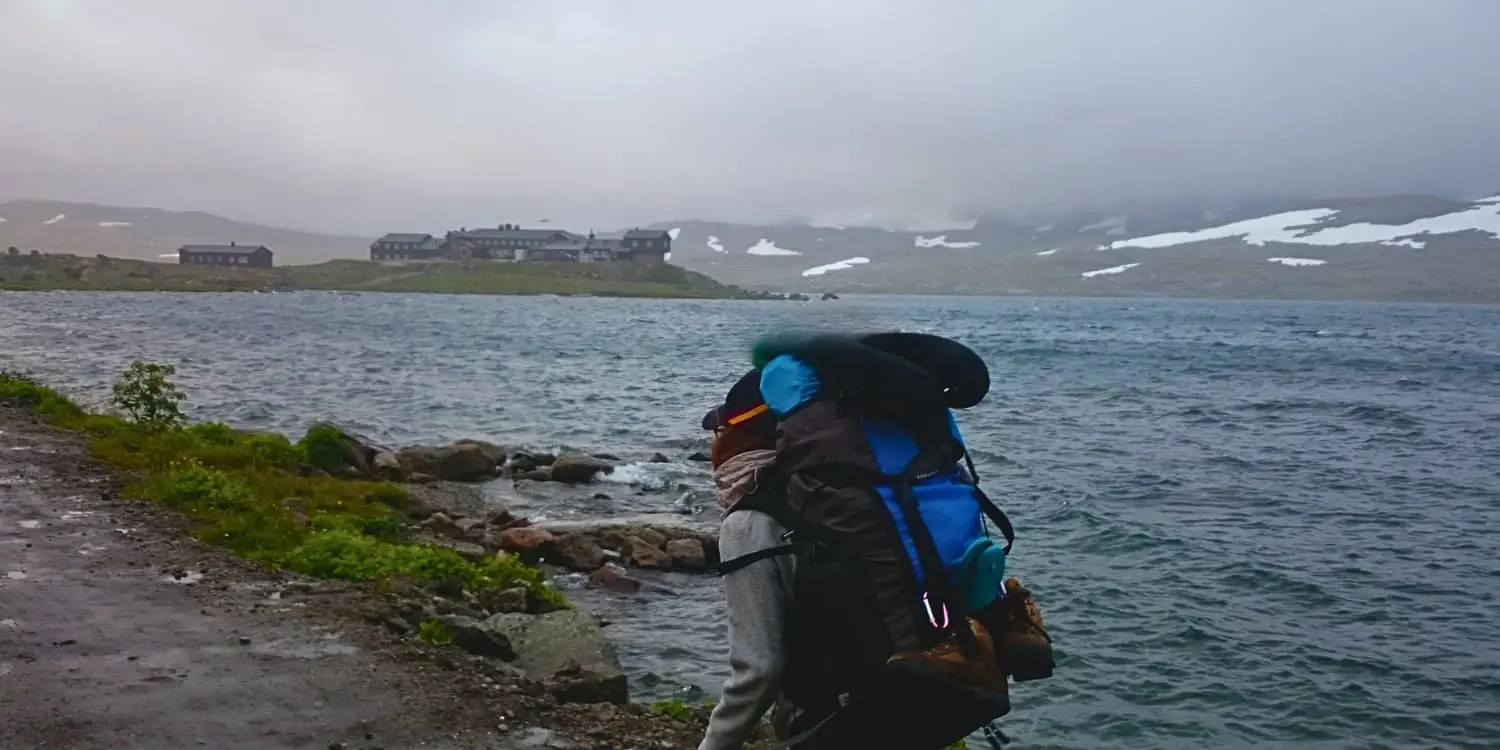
[481,610,628,705]
[415,532,489,563]
[449,619,518,661]
[515,467,553,482]
[587,564,642,594]
[397,442,504,483]
[821,292,840,300]
[620,535,670,569]
[419,512,464,540]
[664,538,708,570]
[485,506,516,527]
[372,451,404,480]
[498,527,554,555]
[648,452,670,463]
[687,452,710,462]
[633,527,669,549]
[592,452,621,461]
[477,586,529,615]
[550,453,614,484]
[407,472,438,484]
[550,533,606,571]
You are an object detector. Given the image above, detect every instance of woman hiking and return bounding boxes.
[697,367,796,750]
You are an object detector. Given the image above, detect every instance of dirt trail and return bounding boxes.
[0,410,517,750]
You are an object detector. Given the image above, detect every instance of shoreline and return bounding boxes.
[0,367,770,748]
[0,253,784,300]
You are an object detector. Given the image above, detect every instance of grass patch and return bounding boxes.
[0,366,565,608]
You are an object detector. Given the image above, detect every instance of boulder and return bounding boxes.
[414,532,488,563]
[664,538,708,570]
[477,585,529,615]
[498,527,555,555]
[550,453,614,484]
[687,452,710,463]
[550,533,606,572]
[398,441,505,482]
[372,451,404,480]
[481,610,628,705]
[419,512,465,540]
[620,535,670,569]
[515,467,553,483]
[438,615,518,661]
[587,564,642,594]
[633,527,669,549]
[648,452,670,463]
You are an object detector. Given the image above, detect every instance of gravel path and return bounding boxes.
[0,408,518,750]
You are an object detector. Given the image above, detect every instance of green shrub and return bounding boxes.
[417,618,454,645]
[110,361,186,429]
[649,698,692,722]
[298,423,350,473]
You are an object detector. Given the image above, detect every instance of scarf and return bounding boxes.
[712,448,777,514]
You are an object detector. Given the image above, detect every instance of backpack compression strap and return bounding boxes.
[715,490,803,577]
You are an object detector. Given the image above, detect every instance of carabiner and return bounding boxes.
[921,592,950,629]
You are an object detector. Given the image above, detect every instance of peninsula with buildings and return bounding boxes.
[1,217,764,299]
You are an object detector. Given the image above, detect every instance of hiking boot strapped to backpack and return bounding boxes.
[716,332,1055,749]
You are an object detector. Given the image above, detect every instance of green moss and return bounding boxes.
[1,365,564,608]
[648,698,693,722]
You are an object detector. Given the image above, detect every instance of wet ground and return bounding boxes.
[0,409,745,750]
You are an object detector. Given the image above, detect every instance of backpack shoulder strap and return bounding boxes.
[715,489,802,577]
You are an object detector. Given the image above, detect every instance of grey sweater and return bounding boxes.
[698,508,798,750]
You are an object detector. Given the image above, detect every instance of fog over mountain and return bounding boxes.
[2,0,1499,235]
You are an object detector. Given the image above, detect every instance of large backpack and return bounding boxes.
[716,332,1051,750]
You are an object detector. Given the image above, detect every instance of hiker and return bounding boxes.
[698,366,797,750]
[701,332,1055,750]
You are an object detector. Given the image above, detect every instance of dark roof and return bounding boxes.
[624,229,671,240]
[178,244,270,255]
[457,228,584,241]
[374,233,433,244]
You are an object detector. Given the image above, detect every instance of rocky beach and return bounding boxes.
[0,369,774,749]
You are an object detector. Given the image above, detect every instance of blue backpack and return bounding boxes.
[716,332,1050,749]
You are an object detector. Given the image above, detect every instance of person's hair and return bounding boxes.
[709,416,776,468]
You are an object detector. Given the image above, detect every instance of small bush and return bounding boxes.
[417,618,454,645]
[649,699,692,722]
[298,423,350,473]
[111,361,186,429]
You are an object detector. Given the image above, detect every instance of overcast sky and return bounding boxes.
[2,0,1498,234]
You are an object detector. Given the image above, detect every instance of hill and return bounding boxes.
[6,194,1500,303]
[0,253,761,299]
[651,193,1500,303]
[0,198,369,264]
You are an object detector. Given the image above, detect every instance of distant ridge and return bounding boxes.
[4,194,1499,303]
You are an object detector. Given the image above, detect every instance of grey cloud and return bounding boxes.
[1,0,1497,233]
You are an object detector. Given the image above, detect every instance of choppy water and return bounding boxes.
[3,290,1499,749]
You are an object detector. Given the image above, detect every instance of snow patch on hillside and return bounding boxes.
[1036,248,1058,256]
[98,221,132,227]
[914,234,980,249]
[1081,263,1140,279]
[667,227,681,240]
[1268,257,1327,267]
[1109,200,1500,251]
[746,239,802,256]
[43,213,65,225]
[802,257,870,277]
[1079,215,1128,235]
[706,236,725,253]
